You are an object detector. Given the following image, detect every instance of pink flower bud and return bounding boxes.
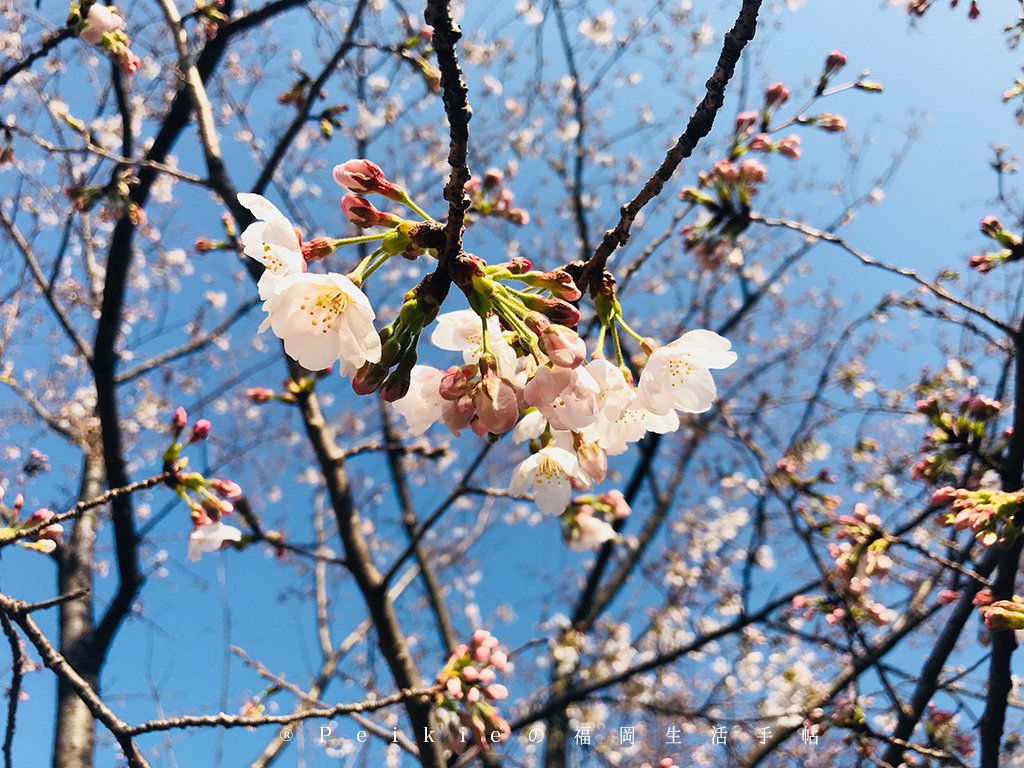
[540,326,587,369]
[172,406,188,431]
[817,113,847,133]
[738,159,767,184]
[968,253,996,273]
[332,159,404,201]
[246,387,275,403]
[483,168,504,190]
[489,649,508,671]
[599,489,631,519]
[484,684,509,700]
[712,159,739,184]
[473,370,519,434]
[938,589,959,605]
[777,134,802,160]
[194,237,216,252]
[446,677,463,698]
[508,208,530,226]
[748,133,772,152]
[735,110,759,132]
[352,362,388,396]
[300,237,337,262]
[980,215,1004,237]
[190,419,211,442]
[471,629,491,646]
[341,194,403,228]
[210,478,243,499]
[983,600,1024,631]
[765,82,790,107]
[440,364,477,401]
[825,50,848,75]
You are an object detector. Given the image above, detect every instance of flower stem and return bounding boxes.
[398,193,434,222]
[333,233,388,247]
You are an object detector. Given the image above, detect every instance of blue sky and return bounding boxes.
[2,1,1023,766]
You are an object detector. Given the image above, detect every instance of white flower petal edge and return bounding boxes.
[238,193,305,300]
[392,365,446,435]
[637,330,737,416]
[262,272,382,375]
[510,447,590,515]
[188,521,242,562]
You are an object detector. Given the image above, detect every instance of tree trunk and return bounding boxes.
[52,455,102,768]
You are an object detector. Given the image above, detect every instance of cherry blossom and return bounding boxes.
[238,193,305,300]
[260,272,382,375]
[523,365,600,432]
[566,510,617,550]
[187,521,242,562]
[430,310,518,378]
[79,3,125,45]
[391,365,446,435]
[637,330,737,415]
[510,446,590,515]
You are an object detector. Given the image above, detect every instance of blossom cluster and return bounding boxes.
[931,485,1024,548]
[793,503,897,627]
[162,407,245,561]
[434,630,511,752]
[239,159,737,532]
[71,2,140,75]
[67,167,145,226]
[678,50,879,272]
[0,488,65,555]
[977,591,1024,632]
[465,168,529,226]
[910,391,1002,484]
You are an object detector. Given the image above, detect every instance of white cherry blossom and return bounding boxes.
[568,514,618,551]
[261,272,382,375]
[80,3,125,45]
[188,521,242,562]
[523,365,600,431]
[637,329,737,415]
[238,193,305,299]
[431,310,517,378]
[392,365,446,435]
[510,447,590,515]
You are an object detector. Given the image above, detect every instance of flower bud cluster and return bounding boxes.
[72,2,140,75]
[434,630,511,752]
[681,60,875,272]
[67,168,144,226]
[931,486,1024,547]
[968,215,1024,274]
[465,168,530,226]
[0,500,65,555]
[910,391,1002,483]
[163,406,244,561]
